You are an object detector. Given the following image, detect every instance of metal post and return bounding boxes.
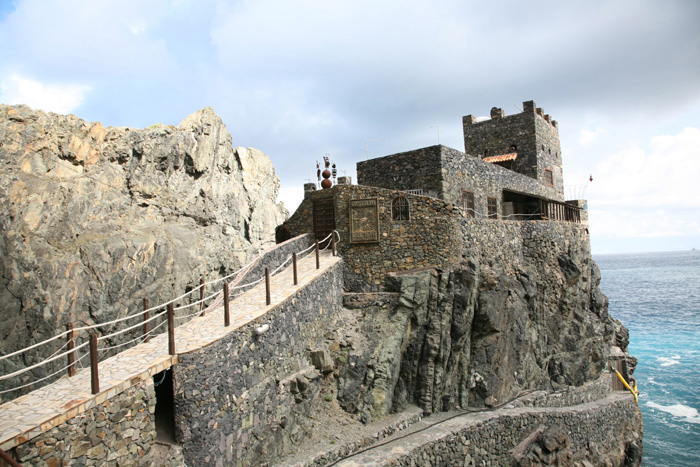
[224,283,230,327]
[90,333,99,395]
[67,323,76,377]
[293,252,298,285]
[143,298,150,343]
[200,277,206,316]
[265,268,271,306]
[167,303,176,356]
[315,241,320,269]
[331,234,337,256]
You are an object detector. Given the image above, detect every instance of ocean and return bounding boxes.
[596,250,700,467]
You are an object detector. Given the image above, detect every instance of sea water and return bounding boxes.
[596,250,700,466]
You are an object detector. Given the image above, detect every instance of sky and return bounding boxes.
[0,0,698,254]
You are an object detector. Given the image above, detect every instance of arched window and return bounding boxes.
[392,196,410,221]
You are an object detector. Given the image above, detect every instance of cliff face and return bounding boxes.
[0,105,287,390]
[337,221,631,421]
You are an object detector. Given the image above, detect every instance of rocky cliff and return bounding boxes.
[0,105,287,395]
[336,221,634,422]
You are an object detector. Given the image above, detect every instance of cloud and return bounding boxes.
[584,127,700,242]
[580,128,606,146]
[0,74,91,114]
[589,127,700,208]
[0,0,180,81]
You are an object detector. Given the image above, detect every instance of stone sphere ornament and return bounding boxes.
[321,170,332,189]
[321,155,333,189]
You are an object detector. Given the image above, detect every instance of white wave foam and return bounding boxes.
[647,401,700,424]
[647,376,666,387]
[658,355,681,367]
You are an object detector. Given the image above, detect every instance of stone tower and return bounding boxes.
[462,100,564,198]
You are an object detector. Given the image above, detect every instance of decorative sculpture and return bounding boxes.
[321,156,332,189]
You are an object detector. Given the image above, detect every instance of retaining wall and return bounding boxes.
[172,260,344,467]
[12,378,156,466]
[385,395,642,467]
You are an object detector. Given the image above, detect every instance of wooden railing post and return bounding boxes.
[200,277,206,316]
[331,234,337,256]
[224,283,230,327]
[265,268,271,306]
[143,298,150,343]
[315,241,320,269]
[167,303,176,356]
[66,323,76,377]
[0,447,22,467]
[293,252,298,285]
[90,333,99,394]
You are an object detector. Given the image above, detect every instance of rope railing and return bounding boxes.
[0,341,90,381]
[0,250,268,366]
[0,232,339,398]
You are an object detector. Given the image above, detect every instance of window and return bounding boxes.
[462,191,475,218]
[392,196,409,221]
[545,169,554,186]
[487,197,498,219]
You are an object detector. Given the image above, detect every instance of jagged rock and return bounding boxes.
[309,349,334,374]
[335,233,628,420]
[0,104,287,397]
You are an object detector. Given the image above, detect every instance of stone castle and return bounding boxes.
[0,102,642,466]
[284,100,585,291]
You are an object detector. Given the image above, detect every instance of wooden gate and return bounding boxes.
[313,198,335,247]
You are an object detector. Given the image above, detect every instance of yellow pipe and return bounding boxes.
[611,367,638,404]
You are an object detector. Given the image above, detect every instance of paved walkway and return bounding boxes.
[0,249,340,451]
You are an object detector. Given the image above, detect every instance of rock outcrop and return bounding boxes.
[336,225,631,422]
[0,104,287,396]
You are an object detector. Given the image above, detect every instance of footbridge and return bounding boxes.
[0,233,342,464]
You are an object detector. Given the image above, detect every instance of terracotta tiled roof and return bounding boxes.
[483,152,517,163]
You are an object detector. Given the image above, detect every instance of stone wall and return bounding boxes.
[355,144,563,223]
[229,233,313,300]
[364,395,642,467]
[440,146,562,218]
[11,378,156,466]
[283,185,463,291]
[172,260,344,467]
[356,147,443,198]
[462,100,564,197]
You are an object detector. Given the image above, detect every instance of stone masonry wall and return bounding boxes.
[172,260,344,467]
[462,100,564,197]
[384,395,642,467]
[355,144,563,222]
[283,185,463,291]
[229,233,313,300]
[440,146,562,218]
[12,378,156,466]
[356,147,443,199]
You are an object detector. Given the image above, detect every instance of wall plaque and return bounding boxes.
[349,198,380,243]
